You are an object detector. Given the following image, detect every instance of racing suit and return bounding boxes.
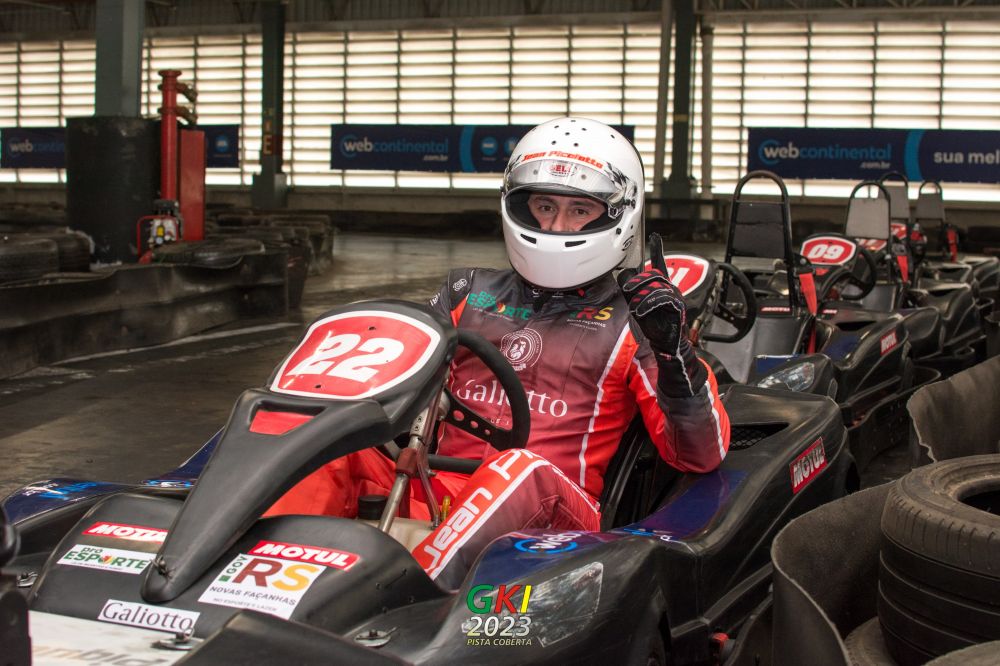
[267,267,729,589]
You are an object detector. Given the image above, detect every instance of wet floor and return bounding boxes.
[0,232,907,499]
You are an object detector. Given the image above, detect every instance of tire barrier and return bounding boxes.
[908,355,1000,464]
[879,456,1000,665]
[0,236,59,282]
[759,452,1000,665]
[0,250,287,380]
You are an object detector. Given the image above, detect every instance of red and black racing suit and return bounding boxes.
[268,268,729,589]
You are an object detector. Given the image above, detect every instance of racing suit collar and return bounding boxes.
[520,273,619,311]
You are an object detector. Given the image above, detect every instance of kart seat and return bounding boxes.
[898,306,943,358]
[882,183,911,225]
[859,282,901,312]
[908,282,979,349]
[845,196,891,242]
[703,300,810,383]
[817,303,926,358]
[918,261,974,287]
[967,255,1000,299]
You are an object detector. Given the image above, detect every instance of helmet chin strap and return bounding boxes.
[517,270,617,305]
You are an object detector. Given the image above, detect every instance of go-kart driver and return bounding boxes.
[268,117,730,589]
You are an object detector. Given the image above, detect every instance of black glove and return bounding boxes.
[620,268,707,397]
[620,268,687,353]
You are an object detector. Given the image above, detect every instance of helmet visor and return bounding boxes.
[504,157,638,223]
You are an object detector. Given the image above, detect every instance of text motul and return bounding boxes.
[249,541,359,570]
[85,522,167,543]
[880,332,898,355]
[791,440,827,493]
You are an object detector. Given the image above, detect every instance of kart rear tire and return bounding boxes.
[844,617,897,666]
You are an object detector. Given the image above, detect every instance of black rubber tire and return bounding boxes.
[878,584,976,665]
[844,617,897,666]
[25,231,91,271]
[190,238,265,267]
[151,241,199,264]
[926,640,1000,665]
[881,456,1000,601]
[879,456,1000,662]
[880,554,1000,639]
[0,236,59,282]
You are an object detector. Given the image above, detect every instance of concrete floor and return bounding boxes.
[0,233,510,498]
[0,232,903,499]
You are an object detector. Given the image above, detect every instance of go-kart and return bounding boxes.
[911,180,999,319]
[844,174,986,375]
[1,298,852,665]
[656,171,934,470]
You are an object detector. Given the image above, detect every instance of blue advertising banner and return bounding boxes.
[1,127,66,169]
[202,124,240,168]
[330,124,635,173]
[1,124,240,169]
[748,127,1000,184]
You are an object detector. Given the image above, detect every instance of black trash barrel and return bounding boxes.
[66,117,159,264]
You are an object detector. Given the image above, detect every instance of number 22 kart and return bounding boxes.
[2,299,851,665]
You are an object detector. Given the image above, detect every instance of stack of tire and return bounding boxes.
[265,213,336,276]
[845,456,1000,665]
[0,205,92,284]
[207,225,309,308]
[151,237,267,270]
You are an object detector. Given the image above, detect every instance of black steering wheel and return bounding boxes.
[700,262,758,343]
[817,243,879,302]
[423,329,531,474]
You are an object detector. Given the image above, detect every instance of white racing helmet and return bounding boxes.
[501,117,644,290]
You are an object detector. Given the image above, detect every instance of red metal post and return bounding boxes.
[159,69,181,201]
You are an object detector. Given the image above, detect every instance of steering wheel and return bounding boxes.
[440,329,530,450]
[818,244,878,302]
[700,262,758,343]
[420,329,531,475]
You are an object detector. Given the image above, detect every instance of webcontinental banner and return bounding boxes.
[747,127,1000,184]
[329,124,634,173]
[1,125,240,169]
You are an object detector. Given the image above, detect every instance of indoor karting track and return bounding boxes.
[0,232,907,500]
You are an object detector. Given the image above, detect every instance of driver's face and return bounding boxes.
[527,193,605,233]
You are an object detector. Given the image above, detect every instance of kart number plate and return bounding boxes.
[645,254,711,296]
[271,311,441,400]
[801,236,857,266]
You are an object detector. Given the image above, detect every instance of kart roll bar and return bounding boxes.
[915,180,957,260]
[846,180,893,241]
[879,171,912,223]
[726,170,798,311]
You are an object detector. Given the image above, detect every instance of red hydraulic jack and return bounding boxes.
[138,69,206,262]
